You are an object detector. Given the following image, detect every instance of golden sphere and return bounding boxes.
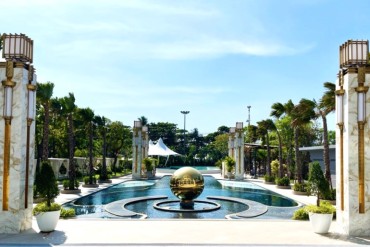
[170,167,204,203]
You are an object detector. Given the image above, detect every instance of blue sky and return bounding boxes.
[2,0,369,134]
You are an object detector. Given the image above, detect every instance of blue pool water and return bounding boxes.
[65,176,298,219]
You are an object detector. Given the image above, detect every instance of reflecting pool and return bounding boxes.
[64,176,299,219]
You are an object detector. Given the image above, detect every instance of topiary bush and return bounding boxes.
[308,161,330,206]
[34,161,59,207]
[264,174,275,183]
[276,176,290,186]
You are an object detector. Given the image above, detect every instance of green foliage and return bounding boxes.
[224,156,236,172]
[271,159,279,177]
[60,208,76,218]
[305,201,336,214]
[293,182,308,193]
[322,188,336,201]
[264,174,275,183]
[308,161,330,206]
[33,201,61,215]
[275,176,290,186]
[143,157,156,171]
[83,176,96,184]
[215,159,222,168]
[292,207,309,220]
[62,180,69,190]
[34,161,59,207]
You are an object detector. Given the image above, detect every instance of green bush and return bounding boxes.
[62,180,69,190]
[293,182,308,192]
[308,161,330,206]
[322,188,336,201]
[33,201,61,216]
[34,161,59,207]
[276,176,290,186]
[292,207,309,220]
[60,208,76,218]
[305,201,336,214]
[83,176,97,185]
[264,174,275,183]
[224,156,236,172]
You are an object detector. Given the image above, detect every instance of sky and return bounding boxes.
[1,0,370,135]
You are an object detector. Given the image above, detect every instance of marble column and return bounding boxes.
[336,67,370,236]
[235,130,245,180]
[132,125,142,179]
[0,62,36,233]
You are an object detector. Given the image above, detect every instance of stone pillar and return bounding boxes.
[0,62,36,233]
[235,128,245,180]
[336,67,370,236]
[132,121,142,179]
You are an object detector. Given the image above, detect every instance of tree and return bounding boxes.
[95,116,110,180]
[107,121,130,174]
[60,93,78,189]
[271,101,294,178]
[77,107,95,184]
[138,116,148,126]
[291,98,316,183]
[37,82,54,161]
[257,119,275,177]
[318,82,336,189]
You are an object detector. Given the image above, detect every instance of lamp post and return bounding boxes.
[180,111,190,155]
[336,69,345,211]
[133,120,142,178]
[247,106,251,127]
[1,33,33,211]
[339,40,369,214]
[25,65,36,208]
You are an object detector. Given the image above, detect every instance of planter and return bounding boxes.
[99,179,112,184]
[227,172,233,180]
[264,181,275,185]
[276,185,291,189]
[82,184,99,188]
[147,171,154,179]
[308,212,333,234]
[35,210,61,232]
[61,189,81,194]
[293,190,308,195]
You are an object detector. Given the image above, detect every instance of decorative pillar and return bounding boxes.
[225,127,235,179]
[336,69,345,211]
[336,40,370,236]
[235,122,244,180]
[132,120,142,179]
[142,125,148,159]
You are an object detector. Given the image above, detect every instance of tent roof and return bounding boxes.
[148,138,180,156]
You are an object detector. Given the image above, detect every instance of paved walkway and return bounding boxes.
[1,173,370,246]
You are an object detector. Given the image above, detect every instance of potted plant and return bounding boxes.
[143,157,155,178]
[306,161,335,234]
[293,181,309,195]
[264,174,275,184]
[275,176,290,189]
[224,156,235,179]
[33,161,61,232]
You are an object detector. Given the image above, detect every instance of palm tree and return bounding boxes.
[270,101,294,178]
[291,98,316,184]
[95,116,109,180]
[318,82,336,189]
[60,93,77,189]
[78,107,95,184]
[36,82,54,161]
[138,116,148,126]
[257,119,275,176]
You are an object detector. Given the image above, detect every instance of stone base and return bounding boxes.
[276,185,291,189]
[82,184,99,188]
[0,209,32,233]
[292,190,308,195]
[61,189,81,194]
[98,179,112,184]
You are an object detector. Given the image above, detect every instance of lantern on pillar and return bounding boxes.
[1,33,33,211]
[339,39,369,214]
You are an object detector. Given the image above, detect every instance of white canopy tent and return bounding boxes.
[148,138,180,166]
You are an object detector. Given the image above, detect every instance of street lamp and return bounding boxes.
[247,106,251,127]
[339,39,369,214]
[1,33,33,211]
[180,111,190,155]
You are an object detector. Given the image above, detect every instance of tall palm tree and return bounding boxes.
[36,82,54,161]
[270,101,294,178]
[138,116,148,126]
[78,107,95,184]
[61,93,77,189]
[257,119,274,176]
[318,82,336,189]
[291,98,316,184]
